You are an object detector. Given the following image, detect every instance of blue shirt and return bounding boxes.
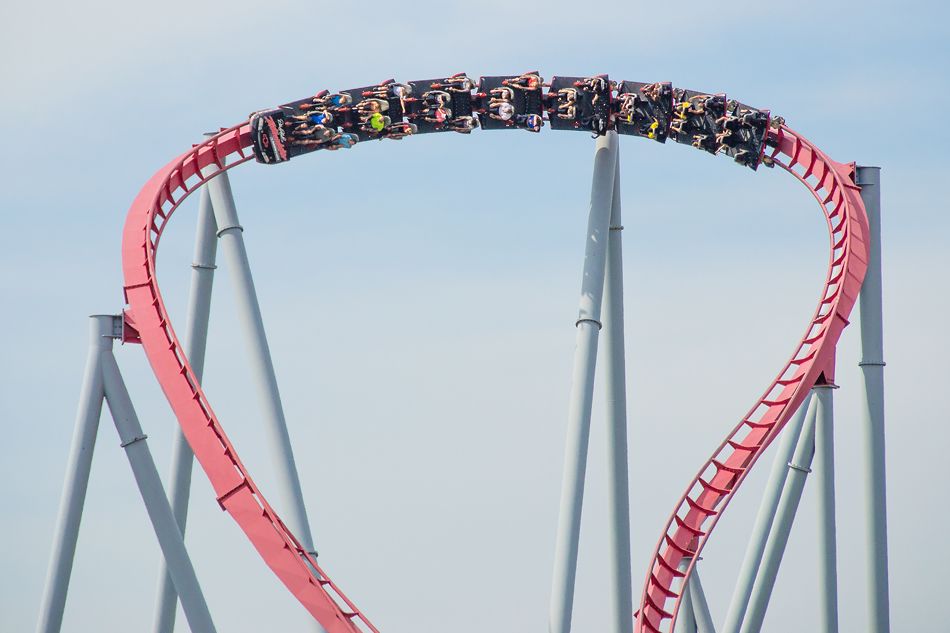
[308,112,330,125]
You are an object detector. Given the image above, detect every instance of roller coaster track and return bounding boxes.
[636,127,869,632]
[119,77,869,633]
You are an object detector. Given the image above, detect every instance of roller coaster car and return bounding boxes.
[719,101,770,170]
[473,74,545,131]
[614,81,673,143]
[250,108,291,164]
[546,75,612,135]
[338,81,407,141]
[358,79,413,101]
[295,90,353,121]
[404,75,475,134]
[428,72,478,93]
[250,100,360,164]
[249,86,369,164]
[670,89,727,154]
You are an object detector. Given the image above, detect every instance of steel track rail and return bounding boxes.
[122,126,377,633]
[636,127,869,632]
[119,81,869,633]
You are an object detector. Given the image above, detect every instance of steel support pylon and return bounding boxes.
[675,558,696,633]
[855,165,890,633]
[36,317,108,633]
[152,176,219,633]
[205,166,318,560]
[740,391,820,633]
[603,140,633,633]
[37,316,216,633]
[674,557,714,633]
[722,394,814,633]
[688,565,716,633]
[815,384,839,633]
[550,131,619,633]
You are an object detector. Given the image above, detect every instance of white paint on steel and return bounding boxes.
[689,565,716,633]
[676,558,697,633]
[35,316,111,633]
[721,394,814,633]
[603,139,633,633]
[153,177,220,633]
[550,131,618,633]
[855,165,890,633]
[100,332,217,633]
[815,384,839,633]
[38,316,216,633]
[739,392,819,633]
[205,168,318,557]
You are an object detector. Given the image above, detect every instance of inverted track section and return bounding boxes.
[120,75,869,633]
[121,126,376,633]
[635,127,869,632]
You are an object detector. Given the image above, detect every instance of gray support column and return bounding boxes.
[675,558,696,633]
[814,385,838,633]
[722,394,814,633]
[153,182,219,633]
[689,567,716,633]
[205,168,317,557]
[739,390,819,633]
[550,131,618,633]
[100,337,217,633]
[603,142,633,633]
[36,316,111,633]
[855,165,890,633]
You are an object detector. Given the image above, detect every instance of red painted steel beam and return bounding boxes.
[635,127,868,633]
[119,81,870,633]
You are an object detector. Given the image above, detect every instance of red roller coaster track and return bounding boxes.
[120,78,869,633]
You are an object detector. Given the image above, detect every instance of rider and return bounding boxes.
[325,132,358,150]
[576,76,608,93]
[363,81,411,99]
[503,72,542,91]
[361,82,411,111]
[514,113,543,133]
[380,122,417,140]
[289,109,334,127]
[490,86,514,101]
[361,112,390,133]
[356,98,389,115]
[671,97,692,133]
[291,125,346,148]
[301,91,352,110]
[422,90,451,109]
[486,86,516,121]
[617,92,637,123]
[555,87,578,120]
[490,100,515,121]
[640,82,665,102]
[431,74,476,92]
[419,107,451,124]
[446,116,478,133]
[576,76,610,108]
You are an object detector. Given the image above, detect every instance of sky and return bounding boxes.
[1,1,948,632]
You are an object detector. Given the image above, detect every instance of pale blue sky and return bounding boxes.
[1,1,948,632]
